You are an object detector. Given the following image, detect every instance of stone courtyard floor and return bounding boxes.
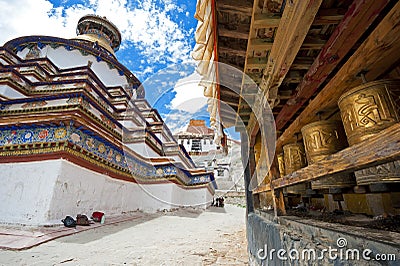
[0,204,248,265]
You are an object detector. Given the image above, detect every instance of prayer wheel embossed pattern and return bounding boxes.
[338,79,400,146]
[301,120,355,189]
[338,79,400,185]
[283,143,307,194]
[301,120,347,164]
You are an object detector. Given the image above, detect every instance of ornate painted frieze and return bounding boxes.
[0,124,213,186]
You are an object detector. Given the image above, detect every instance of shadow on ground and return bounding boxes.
[205,206,227,213]
[56,213,160,245]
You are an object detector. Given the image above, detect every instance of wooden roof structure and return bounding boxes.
[210,0,400,150]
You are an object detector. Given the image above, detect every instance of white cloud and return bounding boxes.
[162,110,191,134]
[0,0,193,64]
[169,72,207,114]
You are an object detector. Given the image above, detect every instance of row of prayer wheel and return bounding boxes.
[279,79,400,194]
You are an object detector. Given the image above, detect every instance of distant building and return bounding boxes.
[175,119,217,155]
[174,120,244,192]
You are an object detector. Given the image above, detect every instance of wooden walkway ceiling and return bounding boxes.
[215,0,400,148]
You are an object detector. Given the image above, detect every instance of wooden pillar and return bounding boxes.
[270,155,287,217]
[241,132,255,214]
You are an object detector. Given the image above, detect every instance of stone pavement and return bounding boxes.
[0,213,146,251]
[0,205,248,265]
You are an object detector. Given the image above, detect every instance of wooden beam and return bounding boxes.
[220,97,240,107]
[246,57,268,68]
[217,61,243,72]
[277,0,400,148]
[253,183,271,194]
[249,38,273,50]
[250,36,326,51]
[291,57,314,70]
[219,46,246,57]
[252,8,346,30]
[219,88,240,98]
[242,84,258,94]
[244,73,262,84]
[260,0,323,100]
[219,27,249,40]
[216,0,253,15]
[313,8,346,25]
[300,36,326,50]
[220,106,237,115]
[275,0,391,131]
[238,109,252,116]
[253,13,281,29]
[274,123,400,189]
[220,114,236,123]
[283,71,303,83]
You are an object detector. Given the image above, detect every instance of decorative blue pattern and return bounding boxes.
[0,124,214,186]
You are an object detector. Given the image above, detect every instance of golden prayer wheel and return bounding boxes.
[277,153,285,178]
[283,142,307,194]
[301,120,356,189]
[338,79,400,185]
[338,79,400,146]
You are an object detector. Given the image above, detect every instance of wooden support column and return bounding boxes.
[275,0,391,130]
[277,1,400,148]
[269,154,286,218]
[241,132,255,214]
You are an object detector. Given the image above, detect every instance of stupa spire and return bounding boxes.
[74,14,121,56]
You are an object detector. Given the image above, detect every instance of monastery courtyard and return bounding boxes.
[0,204,247,265]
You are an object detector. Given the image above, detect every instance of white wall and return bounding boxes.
[0,159,213,225]
[17,46,130,88]
[172,185,211,209]
[125,142,160,158]
[0,160,60,225]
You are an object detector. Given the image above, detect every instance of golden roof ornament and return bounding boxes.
[73,14,122,56]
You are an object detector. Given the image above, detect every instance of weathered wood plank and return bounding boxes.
[249,38,273,50]
[218,27,249,40]
[273,123,400,189]
[219,46,246,57]
[247,57,268,68]
[313,8,346,25]
[275,0,391,131]
[277,1,400,148]
[216,0,253,15]
[260,0,323,101]
[291,57,314,70]
[253,13,281,28]
[253,183,271,194]
[250,35,326,52]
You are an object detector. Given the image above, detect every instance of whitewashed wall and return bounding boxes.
[0,160,60,225]
[0,159,212,225]
[17,46,129,88]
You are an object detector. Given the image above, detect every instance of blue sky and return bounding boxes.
[0,0,240,140]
